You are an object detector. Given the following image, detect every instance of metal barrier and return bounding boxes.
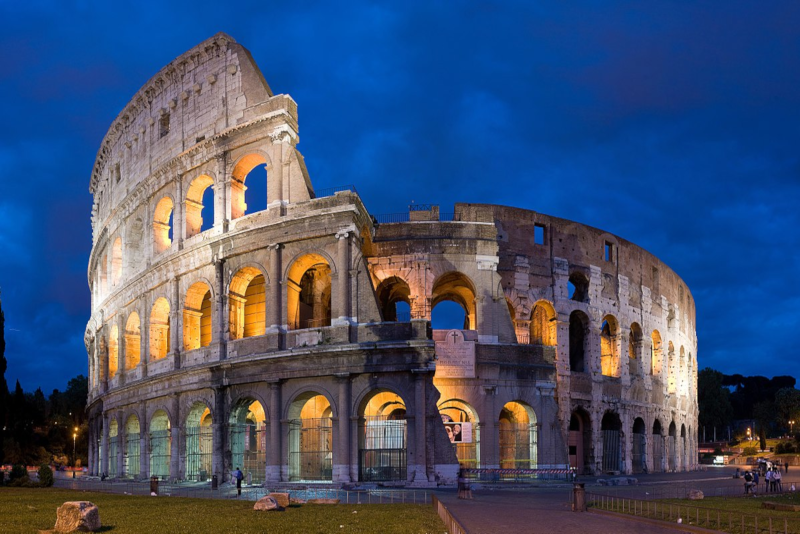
[586,492,792,534]
[432,495,468,534]
[463,468,571,484]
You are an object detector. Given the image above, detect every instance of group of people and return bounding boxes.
[743,461,789,495]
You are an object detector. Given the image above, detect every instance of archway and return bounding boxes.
[438,399,480,468]
[530,301,556,346]
[499,401,537,469]
[359,390,408,482]
[568,272,589,302]
[431,272,476,330]
[629,323,643,376]
[681,424,687,471]
[600,315,620,377]
[287,254,331,330]
[185,174,215,237]
[375,276,411,322]
[652,419,664,472]
[288,393,333,482]
[184,282,213,350]
[668,421,677,471]
[569,311,588,373]
[229,399,267,484]
[185,402,213,481]
[601,411,622,473]
[149,410,171,479]
[108,325,119,379]
[229,267,266,339]
[124,313,141,371]
[149,298,170,360]
[111,237,123,286]
[153,197,174,253]
[632,417,646,473]
[667,342,676,393]
[231,154,268,220]
[569,409,591,474]
[124,414,140,478]
[108,419,119,477]
[651,330,663,376]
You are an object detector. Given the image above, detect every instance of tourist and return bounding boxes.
[786,461,790,473]
[775,468,783,492]
[744,471,753,494]
[233,467,243,497]
[753,470,760,494]
[766,468,773,492]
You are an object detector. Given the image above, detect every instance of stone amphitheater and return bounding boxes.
[84,33,698,487]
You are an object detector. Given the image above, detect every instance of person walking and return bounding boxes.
[233,467,243,497]
[744,471,753,494]
[786,461,790,474]
[753,470,760,495]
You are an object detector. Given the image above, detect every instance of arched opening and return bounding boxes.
[667,342,676,393]
[568,272,589,302]
[99,254,108,298]
[184,282,213,350]
[431,301,467,330]
[229,267,266,339]
[229,399,267,484]
[185,403,213,481]
[431,272,477,330]
[185,174,215,238]
[600,315,620,377]
[438,399,480,468]
[629,323,643,376]
[668,421,677,471]
[108,325,119,379]
[651,330,663,376]
[652,419,664,472]
[153,197,174,253]
[681,423,687,470]
[569,409,591,474]
[149,298,170,361]
[111,237,123,286]
[679,346,687,396]
[358,390,408,482]
[231,154,268,220]
[375,276,411,322]
[108,419,119,477]
[569,311,588,373]
[124,414,140,478]
[499,401,537,469]
[287,254,331,330]
[124,313,141,371]
[125,217,144,275]
[601,411,622,473]
[149,410,171,480]
[530,301,556,346]
[632,417,646,474]
[288,393,333,482]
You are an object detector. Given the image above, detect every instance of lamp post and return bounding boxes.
[73,428,78,479]
[790,420,795,436]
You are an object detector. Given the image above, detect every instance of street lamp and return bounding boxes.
[747,427,752,440]
[73,427,78,479]
[790,420,795,436]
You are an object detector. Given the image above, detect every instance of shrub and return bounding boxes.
[743,446,758,456]
[9,464,27,481]
[38,464,54,487]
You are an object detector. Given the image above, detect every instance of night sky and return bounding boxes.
[0,2,798,395]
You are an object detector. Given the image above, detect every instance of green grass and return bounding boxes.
[0,487,446,534]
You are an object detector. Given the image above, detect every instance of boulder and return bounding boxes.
[253,496,284,512]
[687,490,704,500]
[269,493,290,508]
[306,498,340,504]
[53,501,101,533]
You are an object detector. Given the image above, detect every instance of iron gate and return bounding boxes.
[149,429,171,479]
[499,423,537,468]
[288,418,332,481]
[602,430,621,472]
[124,433,140,477]
[632,433,646,473]
[108,436,118,477]
[230,423,267,483]
[652,436,664,472]
[185,425,213,481]
[359,416,407,482]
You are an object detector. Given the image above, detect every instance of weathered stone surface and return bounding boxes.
[289,497,307,504]
[269,493,290,508]
[687,489,704,500]
[53,501,101,533]
[253,496,284,512]
[306,498,340,504]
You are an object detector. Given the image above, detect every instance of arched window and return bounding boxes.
[184,282,213,350]
[375,276,411,322]
[287,254,331,330]
[124,313,141,371]
[111,237,123,286]
[629,323,643,376]
[667,342,676,394]
[632,417,646,473]
[600,315,619,377]
[150,297,170,360]
[530,301,556,346]
[108,324,119,379]
[651,330,663,376]
[431,272,477,330]
[153,197,174,253]
[438,399,480,468]
[600,412,622,472]
[569,311,588,373]
[568,272,589,302]
[652,419,664,472]
[229,268,266,339]
[185,175,215,237]
[231,154,269,220]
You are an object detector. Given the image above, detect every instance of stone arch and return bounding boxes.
[149,409,171,479]
[231,152,271,220]
[569,310,589,373]
[438,398,480,468]
[668,421,677,471]
[108,324,119,379]
[358,388,409,482]
[651,330,663,376]
[287,391,334,482]
[629,322,643,376]
[286,252,332,330]
[679,346,687,396]
[185,174,215,237]
[185,401,213,481]
[600,315,620,377]
[124,312,141,371]
[431,271,477,330]
[184,281,213,350]
[150,297,170,361]
[108,417,120,477]
[600,411,622,472]
[125,216,144,274]
[569,408,592,474]
[499,401,537,469]
[530,300,556,346]
[568,271,589,302]
[667,341,676,393]
[111,237,123,286]
[153,196,174,254]
[375,276,411,322]
[229,397,267,484]
[652,418,664,472]
[632,417,647,473]
[124,413,141,477]
[229,265,267,340]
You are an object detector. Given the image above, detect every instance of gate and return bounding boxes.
[124,433,140,477]
[230,423,267,483]
[652,436,664,472]
[359,416,407,482]
[288,418,332,481]
[108,436,118,477]
[667,436,677,471]
[632,433,646,473]
[149,429,171,479]
[499,423,537,468]
[602,430,620,472]
[185,425,213,481]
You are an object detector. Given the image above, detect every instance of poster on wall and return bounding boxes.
[441,414,473,443]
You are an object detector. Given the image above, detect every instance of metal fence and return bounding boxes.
[463,468,570,484]
[314,185,358,198]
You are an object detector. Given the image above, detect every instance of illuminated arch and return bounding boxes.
[108,324,119,379]
[185,402,213,481]
[499,401,537,469]
[184,281,213,350]
[438,398,480,468]
[149,409,171,479]
[431,271,477,330]
[600,315,620,377]
[287,392,333,481]
[124,312,141,371]
[149,297,170,361]
[185,174,215,237]
[628,322,643,376]
[229,267,266,339]
[375,276,411,321]
[231,153,269,220]
[530,300,556,346]
[229,398,267,484]
[358,389,408,482]
[153,197,174,253]
[286,253,331,330]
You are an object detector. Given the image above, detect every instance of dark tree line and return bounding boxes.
[0,292,88,466]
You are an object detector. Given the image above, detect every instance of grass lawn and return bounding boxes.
[0,487,446,534]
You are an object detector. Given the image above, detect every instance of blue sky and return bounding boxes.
[0,1,798,394]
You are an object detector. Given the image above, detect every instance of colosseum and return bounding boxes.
[84,33,698,487]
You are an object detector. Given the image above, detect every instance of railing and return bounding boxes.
[586,491,791,534]
[374,213,410,224]
[432,495,468,534]
[409,203,435,211]
[463,468,571,484]
[314,185,358,198]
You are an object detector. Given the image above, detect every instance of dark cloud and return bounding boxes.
[0,1,797,393]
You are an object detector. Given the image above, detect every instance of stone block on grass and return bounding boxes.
[53,501,101,533]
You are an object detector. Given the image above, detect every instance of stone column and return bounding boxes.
[117,316,126,386]
[140,402,148,478]
[87,420,95,476]
[410,371,429,484]
[267,381,282,483]
[140,299,149,378]
[334,374,351,483]
[482,386,499,469]
[212,259,226,360]
[169,277,181,370]
[333,231,351,326]
[170,394,181,482]
[116,410,124,478]
[175,176,184,250]
[214,153,228,232]
[266,244,282,332]
[213,386,227,483]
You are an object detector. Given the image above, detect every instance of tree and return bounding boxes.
[774,387,800,430]
[753,401,774,451]
[698,368,734,437]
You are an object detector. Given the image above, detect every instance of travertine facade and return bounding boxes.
[85,34,698,486]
